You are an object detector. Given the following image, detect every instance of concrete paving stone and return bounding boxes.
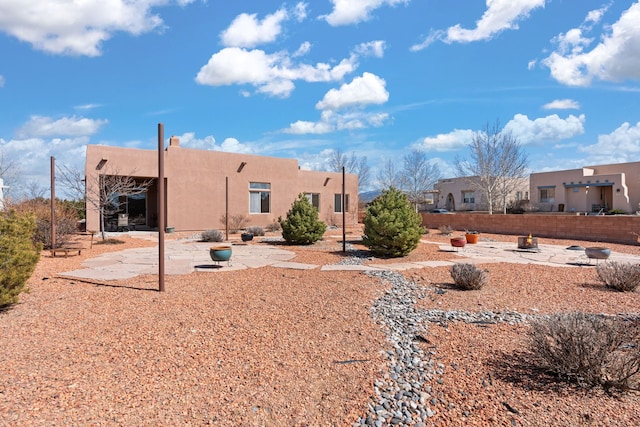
[368,263,425,271]
[412,261,456,267]
[320,265,383,271]
[271,262,319,270]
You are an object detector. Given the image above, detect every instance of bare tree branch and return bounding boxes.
[456,121,528,214]
[376,158,402,190]
[400,149,441,209]
[327,149,370,191]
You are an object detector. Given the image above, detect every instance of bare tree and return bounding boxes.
[0,148,21,203]
[376,158,402,190]
[327,149,370,191]
[456,121,528,214]
[400,149,441,210]
[58,164,152,239]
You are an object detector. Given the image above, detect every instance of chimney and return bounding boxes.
[169,136,180,147]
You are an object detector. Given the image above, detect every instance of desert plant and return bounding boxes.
[265,220,281,232]
[450,263,488,290]
[0,211,41,307]
[362,187,424,257]
[12,198,80,249]
[279,193,326,245]
[529,312,640,390]
[201,229,224,242]
[596,261,640,292]
[219,214,250,233]
[438,225,453,235]
[245,226,265,236]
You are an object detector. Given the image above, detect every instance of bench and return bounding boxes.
[51,247,82,257]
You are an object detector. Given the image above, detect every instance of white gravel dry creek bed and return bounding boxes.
[1,230,640,427]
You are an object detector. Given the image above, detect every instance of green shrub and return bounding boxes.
[529,312,640,390]
[201,229,224,242]
[596,261,640,292]
[0,211,41,307]
[450,263,488,290]
[362,187,424,257]
[279,194,326,245]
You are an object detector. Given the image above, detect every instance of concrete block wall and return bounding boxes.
[420,213,640,245]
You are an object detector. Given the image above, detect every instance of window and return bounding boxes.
[539,187,555,203]
[516,191,523,200]
[305,193,320,210]
[334,193,349,213]
[462,191,475,204]
[249,182,270,213]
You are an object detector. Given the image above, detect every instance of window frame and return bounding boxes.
[305,192,320,211]
[462,190,475,204]
[249,182,271,214]
[334,193,350,213]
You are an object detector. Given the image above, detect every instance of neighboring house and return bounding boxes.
[84,137,358,232]
[433,176,529,212]
[529,161,640,214]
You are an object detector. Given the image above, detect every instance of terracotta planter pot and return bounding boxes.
[465,233,479,244]
[450,237,466,248]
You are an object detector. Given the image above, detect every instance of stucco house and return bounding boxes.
[529,161,640,214]
[84,137,358,232]
[433,176,529,212]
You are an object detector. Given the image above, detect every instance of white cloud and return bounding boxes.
[355,40,386,58]
[195,46,359,97]
[316,72,389,110]
[411,0,545,50]
[285,120,334,135]
[177,132,253,154]
[503,113,585,144]
[220,8,289,48]
[578,121,640,163]
[292,2,308,22]
[0,0,195,56]
[419,129,476,152]
[283,73,390,134]
[0,75,4,87]
[16,115,108,138]
[293,41,312,57]
[542,99,580,110]
[0,135,89,198]
[322,0,409,26]
[543,2,640,86]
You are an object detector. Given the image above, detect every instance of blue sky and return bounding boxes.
[1,0,640,197]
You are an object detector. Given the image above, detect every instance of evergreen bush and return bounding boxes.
[0,211,41,307]
[362,187,424,257]
[279,194,326,245]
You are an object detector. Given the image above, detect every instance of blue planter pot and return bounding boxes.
[210,245,232,262]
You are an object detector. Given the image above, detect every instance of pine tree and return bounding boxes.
[362,187,424,257]
[279,194,326,245]
[0,211,41,307]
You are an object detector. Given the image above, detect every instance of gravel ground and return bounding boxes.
[1,229,639,426]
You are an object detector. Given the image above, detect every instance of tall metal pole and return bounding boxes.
[342,166,346,253]
[225,176,229,241]
[158,124,165,292]
[50,156,56,250]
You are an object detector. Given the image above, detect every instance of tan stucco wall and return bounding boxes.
[434,176,529,211]
[85,143,358,232]
[529,161,640,213]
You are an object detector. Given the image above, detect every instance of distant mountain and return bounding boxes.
[358,190,381,203]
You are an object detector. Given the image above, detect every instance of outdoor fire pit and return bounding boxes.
[517,235,538,250]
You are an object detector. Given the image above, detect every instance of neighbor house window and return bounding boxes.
[516,191,523,200]
[249,182,270,213]
[462,191,475,204]
[305,193,320,210]
[334,193,349,213]
[539,187,555,203]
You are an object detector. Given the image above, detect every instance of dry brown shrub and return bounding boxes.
[450,263,488,290]
[596,261,640,292]
[529,312,640,391]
